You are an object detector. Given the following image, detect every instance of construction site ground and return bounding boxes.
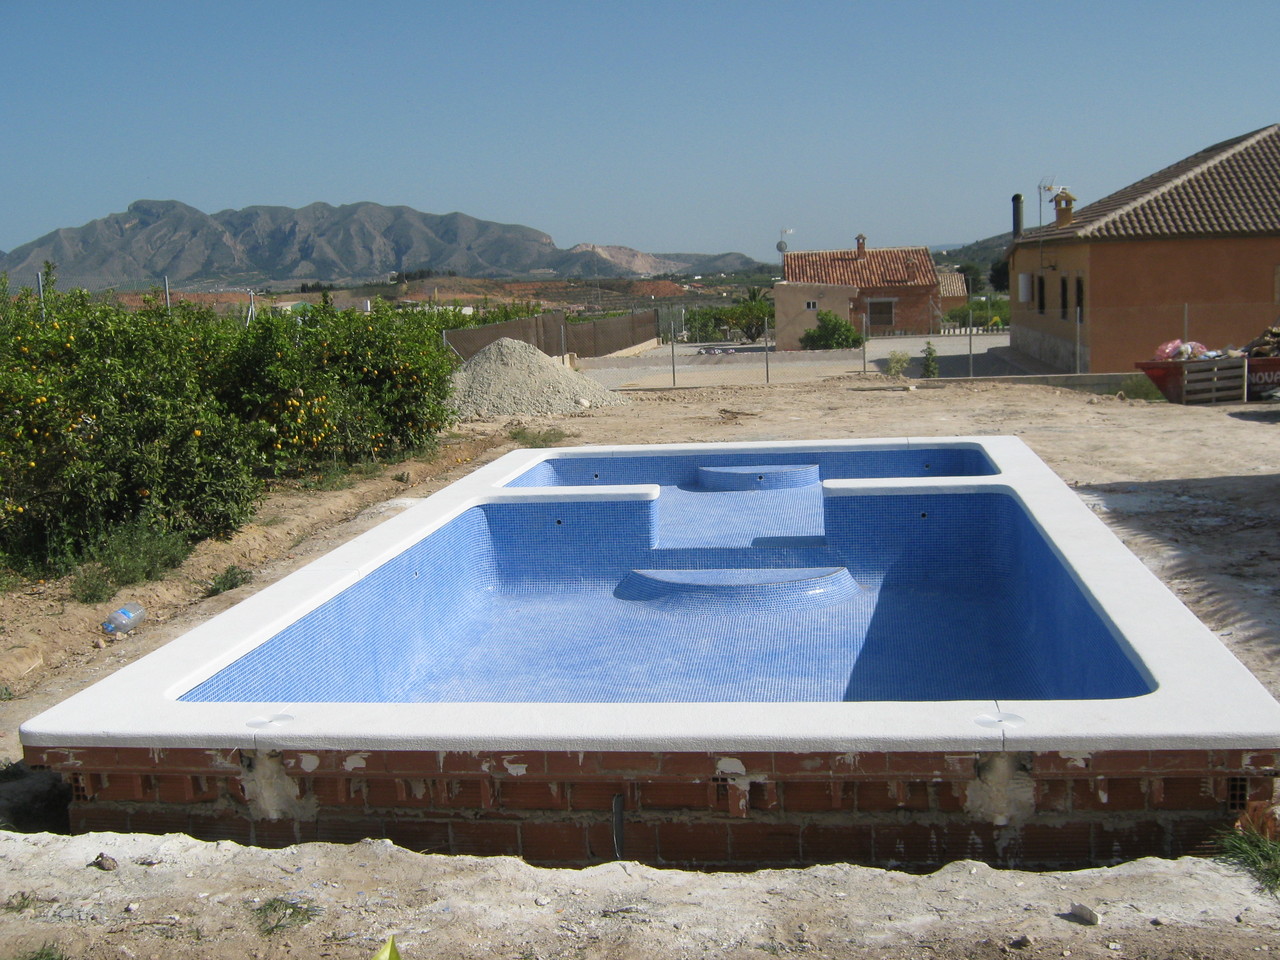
[2,344,1280,959]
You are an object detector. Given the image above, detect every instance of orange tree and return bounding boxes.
[0,278,456,572]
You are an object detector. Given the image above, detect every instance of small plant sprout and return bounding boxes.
[251,895,321,935]
[204,565,251,597]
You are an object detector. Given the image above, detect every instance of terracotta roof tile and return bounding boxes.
[938,272,968,298]
[1015,124,1280,244]
[783,246,938,287]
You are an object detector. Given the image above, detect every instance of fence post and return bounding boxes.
[764,314,770,384]
[968,309,974,378]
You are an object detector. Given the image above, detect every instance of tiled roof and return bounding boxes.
[783,246,938,287]
[1016,124,1280,244]
[938,272,968,298]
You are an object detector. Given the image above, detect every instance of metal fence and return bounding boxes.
[444,310,659,361]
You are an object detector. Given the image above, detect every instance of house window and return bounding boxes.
[1060,275,1069,320]
[805,301,818,310]
[1075,276,1085,320]
[1036,276,1045,315]
[868,300,895,326]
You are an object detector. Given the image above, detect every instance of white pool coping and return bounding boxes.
[20,436,1280,755]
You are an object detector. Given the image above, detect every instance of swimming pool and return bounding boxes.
[22,437,1280,868]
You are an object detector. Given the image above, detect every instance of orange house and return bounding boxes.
[773,236,943,350]
[1008,124,1280,372]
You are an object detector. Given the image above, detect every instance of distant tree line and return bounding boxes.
[391,268,457,283]
[299,281,335,293]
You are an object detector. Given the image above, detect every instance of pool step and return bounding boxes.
[615,565,860,610]
[696,463,820,491]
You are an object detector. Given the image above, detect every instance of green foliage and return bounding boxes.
[956,262,985,296]
[69,562,115,603]
[988,258,1010,293]
[475,299,543,323]
[0,276,457,573]
[733,299,772,343]
[799,310,865,351]
[1216,825,1280,894]
[508,425,572,447]
[90,518,191,585]
[885,351,911,377]
[921,341,939,378]
[205,564,252,597]
[682,294,776,344]
[0,563,20,593]
[0,685,14,702]
[11,945,70,960]
[252,896,321,935]
[683,306,727,343]
[943,299,1010,327]
[1117,373,1166,402]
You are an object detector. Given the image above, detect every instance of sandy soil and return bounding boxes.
[3,372,1280,959]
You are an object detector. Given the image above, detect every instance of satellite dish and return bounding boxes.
[776,240,788,253]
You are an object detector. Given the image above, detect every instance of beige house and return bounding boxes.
[773,236,943,349]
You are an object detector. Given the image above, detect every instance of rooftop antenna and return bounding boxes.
[1037,176,1058,230]
[1036,176,1061,269]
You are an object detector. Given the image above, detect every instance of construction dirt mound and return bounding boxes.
[451,337,628,420]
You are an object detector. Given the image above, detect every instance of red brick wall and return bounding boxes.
[26,746,1277,869]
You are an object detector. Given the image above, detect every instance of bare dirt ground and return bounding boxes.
[3,372,1280,959]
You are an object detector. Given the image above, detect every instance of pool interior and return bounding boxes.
[181,447,1151,705]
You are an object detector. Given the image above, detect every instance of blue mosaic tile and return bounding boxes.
[181,458,1151,705]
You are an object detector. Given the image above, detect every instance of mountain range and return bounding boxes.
[0,200,766,289]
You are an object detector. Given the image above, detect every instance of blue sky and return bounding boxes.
[4,1,1279,264]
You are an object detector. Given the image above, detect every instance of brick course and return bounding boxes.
[32,746,1277,869]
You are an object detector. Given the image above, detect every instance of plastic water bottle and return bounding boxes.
[102,602,145,635]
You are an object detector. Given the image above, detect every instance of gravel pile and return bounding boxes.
[451,338,628,420]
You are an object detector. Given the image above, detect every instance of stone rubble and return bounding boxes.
[451,338,628,420]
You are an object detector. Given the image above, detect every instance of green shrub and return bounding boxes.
[509,426,571,447]
[885,351,911,377]
[684,306,729,343]
[0,277,457,574]
[70,562,115,603]
[943,299,1010,327]
[205,564,251,597]
[86,517,191,585]
[799,310,864,350]
[921,341,940,378]
[1,288,258,568]
[1217,825,1280,893]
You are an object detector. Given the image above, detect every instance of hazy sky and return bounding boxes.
[4,1,1279,263]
